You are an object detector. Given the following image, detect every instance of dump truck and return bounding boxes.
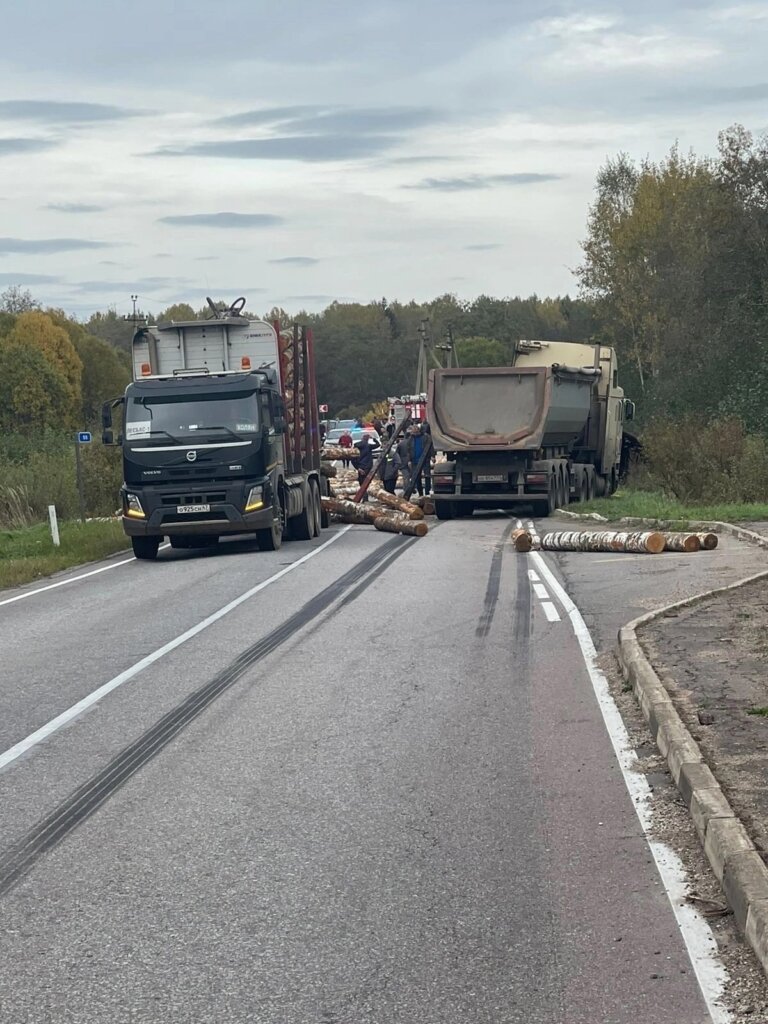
[102,297,327,559]
[428,339,635,519]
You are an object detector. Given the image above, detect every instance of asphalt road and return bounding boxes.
[1,516,765,1023]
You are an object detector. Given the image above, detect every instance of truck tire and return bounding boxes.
[533,476,557,518]
[132,536,160,560]
[434,500,455,520]
[310,480,322,536]
[256,500,283,551]
[291,488,314,541]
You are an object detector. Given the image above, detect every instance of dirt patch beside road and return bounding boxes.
[642,576,768,855]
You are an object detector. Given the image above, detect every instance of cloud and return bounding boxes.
[0,272,62,284]
[212,105,322,128]
[464,243,504,251]
[0,237,111,254]
[212,104,442,136]
[73,276,191,293]
[158,212,284,228]
[406,173,562,191]
[150,135,399,162]
[0,100,147,124]
[269,256,320,266]
[649,82,768,107]
[0,137,60,156]
[44,202,105,213]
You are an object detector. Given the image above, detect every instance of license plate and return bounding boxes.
[476,474,505,483]
[176,504,210,514]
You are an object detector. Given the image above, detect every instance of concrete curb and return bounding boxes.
[608,516,768,978]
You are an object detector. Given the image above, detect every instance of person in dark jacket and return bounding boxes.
[396,431,412,492]
[351,435,375,500]
[407,424,432,496]
[378,447,402,494]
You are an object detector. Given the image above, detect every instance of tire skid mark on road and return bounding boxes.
[475,521,515,638]
[0,535,417,900]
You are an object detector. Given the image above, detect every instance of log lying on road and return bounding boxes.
[696,532,719,550]
[368,481,424,519]
[663,533,701,553]
[540,530,666,554]
[321,496,384,525]
[374,516,429,537]
[511,528,535,553]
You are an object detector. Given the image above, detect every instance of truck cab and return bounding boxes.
[104,299,325,559]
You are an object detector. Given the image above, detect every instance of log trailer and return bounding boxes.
[102,297,327,560]
[427,339,636,519]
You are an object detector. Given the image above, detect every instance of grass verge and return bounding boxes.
[576,489,768,524]
[0,519,131,591]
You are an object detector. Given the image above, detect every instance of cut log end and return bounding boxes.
[510,528,533,553]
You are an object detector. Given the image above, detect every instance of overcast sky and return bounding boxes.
[0,0,766,319]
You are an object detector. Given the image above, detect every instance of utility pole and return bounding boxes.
[416,318,431,394]
[122,294,142,332]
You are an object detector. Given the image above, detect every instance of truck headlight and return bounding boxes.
[124,493,145,518]
[245,485,264,512]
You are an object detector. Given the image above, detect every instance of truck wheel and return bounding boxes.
[132,536,160,560]
[292,488,314,541]
[256,501,283,551]
[434,500,455,520]
[534,477,556,518]
[310,480,322,536]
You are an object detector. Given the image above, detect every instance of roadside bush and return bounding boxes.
[0,436,122,528]
[634,416,768,503]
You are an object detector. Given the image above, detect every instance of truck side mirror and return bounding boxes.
[102,401,113,430]
[625,400,635,422]
[102,428,114,445]
[274,415,287,434]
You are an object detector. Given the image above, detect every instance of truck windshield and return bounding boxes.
[125,390,260,443]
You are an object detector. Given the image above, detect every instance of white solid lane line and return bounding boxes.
[0,542,169,610]
[530,549,731,1024]
[0,527,351,775]
[540,601,560,622]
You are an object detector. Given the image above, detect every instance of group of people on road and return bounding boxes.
[348,421,433,498]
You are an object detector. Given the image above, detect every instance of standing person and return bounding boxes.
[408,424,433,497]
[351,433,375,500]
[378,446,401,494]
[339,428,353,467]
[396,429,411,493]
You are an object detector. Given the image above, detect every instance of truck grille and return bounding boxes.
[160,493,227,505]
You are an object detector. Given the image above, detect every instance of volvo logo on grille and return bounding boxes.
[186,450,198,463]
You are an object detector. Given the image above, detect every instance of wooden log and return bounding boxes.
[695,532,718,550]
[540,530,666,554]
[320,496,384,525]
[663,533,701,553]
[511,528,533,553]
[320,461,337,478]
[369,481,424,519]
[422,498,436,516]
[321,446,354,461]
[374,516,429,537]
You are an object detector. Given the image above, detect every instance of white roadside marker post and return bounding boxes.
[48,505,60,547]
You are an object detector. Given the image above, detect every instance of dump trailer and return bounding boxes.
[102,297,327,560]
[428,339,635,519]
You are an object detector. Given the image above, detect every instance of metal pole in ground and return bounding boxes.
[74,435,86,524]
